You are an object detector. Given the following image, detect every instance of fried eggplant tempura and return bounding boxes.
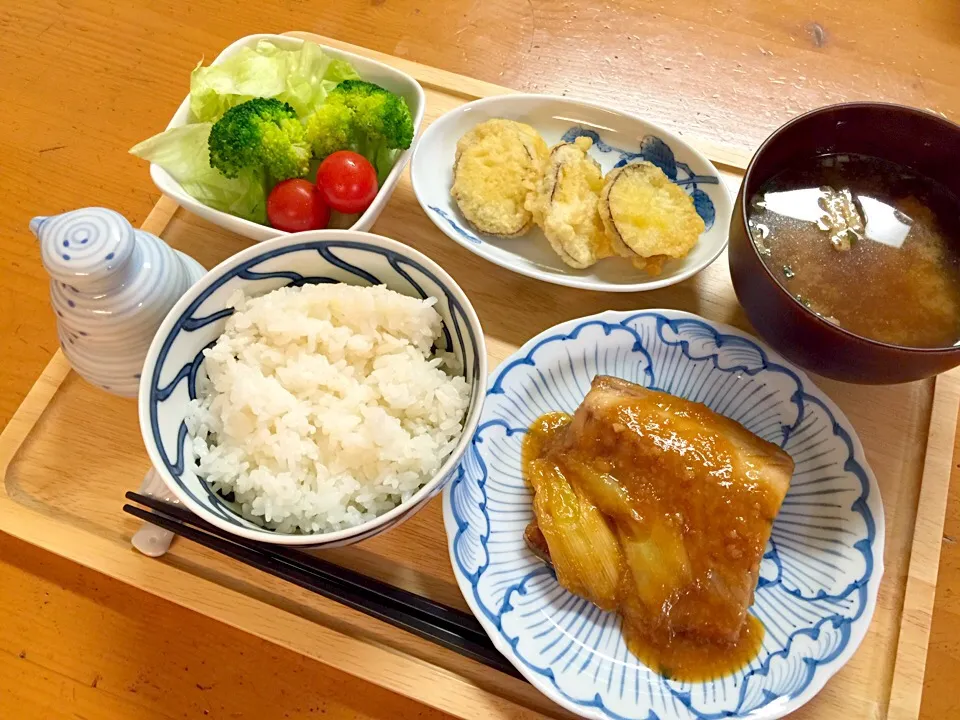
[525,137,614,269]
[599,162,704,275]
[451,119,548,237]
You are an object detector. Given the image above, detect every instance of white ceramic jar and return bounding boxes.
[31,207,206,397]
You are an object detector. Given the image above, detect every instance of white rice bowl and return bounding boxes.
[186,283,472,534]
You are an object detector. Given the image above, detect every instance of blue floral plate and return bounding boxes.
[410,94,732,293]
[443,309,883,720]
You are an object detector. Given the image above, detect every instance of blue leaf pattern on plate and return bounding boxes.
[690,188,716,230]
[428,206,482,245]
[638,135,678,180]
[444,310,882,720]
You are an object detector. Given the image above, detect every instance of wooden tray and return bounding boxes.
[1,31,956,720]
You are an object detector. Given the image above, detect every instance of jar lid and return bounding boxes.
[32,207,136,291]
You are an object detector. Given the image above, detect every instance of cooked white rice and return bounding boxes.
[186,283,471,534]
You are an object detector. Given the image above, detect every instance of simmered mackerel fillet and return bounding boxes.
[523,376,793,679]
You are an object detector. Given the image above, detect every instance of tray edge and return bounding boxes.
[282,31,753,173]
[0,496,553,719]
[886,368,960,720]
[0,201,564,720]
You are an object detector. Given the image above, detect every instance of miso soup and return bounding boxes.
[747,153,960,348]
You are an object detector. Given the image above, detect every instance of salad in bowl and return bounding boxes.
[131,34,425,240]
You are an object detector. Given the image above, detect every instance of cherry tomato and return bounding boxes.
[266,179,330,232]
[316,151,379,214]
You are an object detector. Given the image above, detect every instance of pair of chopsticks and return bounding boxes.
[123,492,522,679]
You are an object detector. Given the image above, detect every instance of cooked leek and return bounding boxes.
[529,458,622,610]
[617,516,691,615]
[563,456,639,521]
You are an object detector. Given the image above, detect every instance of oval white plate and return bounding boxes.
[411,95,732,292]
[443,309,883,720]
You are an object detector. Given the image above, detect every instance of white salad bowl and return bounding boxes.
[149,33,426,242]
[411,94,732,292]
[139,230,486,548]
[445,309,883,719]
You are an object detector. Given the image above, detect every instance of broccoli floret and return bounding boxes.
[303,102,356,158]
[208,98,312,182]
[330,80,414,151]
[303,81,414,179]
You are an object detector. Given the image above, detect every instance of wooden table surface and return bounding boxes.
[2,1,958,717]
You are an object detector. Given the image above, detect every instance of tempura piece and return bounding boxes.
[599,162,705,273]
[526,137,614,268]
[451,118,548,236]
[632,253,668,275]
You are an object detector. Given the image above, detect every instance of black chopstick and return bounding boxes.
[124,492,490,645]
[123,493,523,679]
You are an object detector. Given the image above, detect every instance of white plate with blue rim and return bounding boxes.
[410,94,732,292]
[443,309,883,720]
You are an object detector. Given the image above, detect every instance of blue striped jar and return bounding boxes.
[31,207,206,397]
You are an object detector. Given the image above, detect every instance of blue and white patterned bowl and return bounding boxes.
[411,94,732,292]
[139,230,486,548]
[443,309,883,720]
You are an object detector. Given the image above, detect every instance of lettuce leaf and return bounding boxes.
[131,40,364,226]
[130,123,267,224]
[189,40,359,122]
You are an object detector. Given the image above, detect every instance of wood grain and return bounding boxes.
[888,369,960,720]
[1,1,960,719]
[0,533,454,720]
